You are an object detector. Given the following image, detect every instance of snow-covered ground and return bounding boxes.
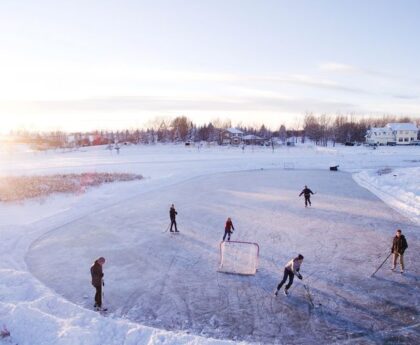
[354,167,420,225]
[0,144,419,344]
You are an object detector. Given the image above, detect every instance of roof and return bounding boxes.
[226,128,244,135]
[243,134,263,140]
[386,123,418,131]
[368,127,392,132]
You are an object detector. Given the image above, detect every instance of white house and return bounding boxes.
[365,126,394,145]
[366,123,418,145]
[387,123,418,145]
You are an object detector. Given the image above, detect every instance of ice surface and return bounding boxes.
[27,169,420,344]
[0,144,419,344]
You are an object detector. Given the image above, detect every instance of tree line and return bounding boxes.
[11,114,419,149]
[303,114,419,146]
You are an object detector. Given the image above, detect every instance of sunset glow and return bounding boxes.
[1,0,419,133]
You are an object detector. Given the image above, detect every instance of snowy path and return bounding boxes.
[27,169,420,344]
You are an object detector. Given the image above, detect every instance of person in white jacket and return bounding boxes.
[274,254,304,296]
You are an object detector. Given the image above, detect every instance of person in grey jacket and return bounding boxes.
[274,254,304,296]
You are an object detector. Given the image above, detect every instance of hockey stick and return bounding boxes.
[302,282,315,308]
[100,279,108,312]
[162,222,171,233]
[370,252,392,277]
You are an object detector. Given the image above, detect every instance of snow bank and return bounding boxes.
[353,167,420,225]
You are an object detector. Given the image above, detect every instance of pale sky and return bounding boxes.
[1,0,420,132]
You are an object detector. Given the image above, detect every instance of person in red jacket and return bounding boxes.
[223,217,235,241]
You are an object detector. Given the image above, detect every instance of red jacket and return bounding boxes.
[225,220,234,232]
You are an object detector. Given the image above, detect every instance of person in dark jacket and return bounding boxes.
[169,204,178,232]
[274,254,304,296]
[90,257,105,310]
[223,217,235,241]
[391,229,408,273]
[299,185,314,207]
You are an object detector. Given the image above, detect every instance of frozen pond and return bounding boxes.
[27,169,420,344]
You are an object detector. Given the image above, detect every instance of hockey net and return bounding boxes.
[218,241,259,275]
[283,162,295,170]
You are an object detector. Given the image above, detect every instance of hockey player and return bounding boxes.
[91,257,105,310]
[299,185,314,207]
[274,254,304,296]
[169,204,179,232]
[223,217,235,241]
[391,229,408,273]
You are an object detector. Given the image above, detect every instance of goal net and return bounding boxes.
[283,162,295,170]
[218,241,259,275]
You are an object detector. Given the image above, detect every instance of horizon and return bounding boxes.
[1,0,420,133]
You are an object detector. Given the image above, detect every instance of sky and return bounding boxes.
[1,0,420,133]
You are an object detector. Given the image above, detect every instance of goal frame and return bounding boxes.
[218,240,260,276]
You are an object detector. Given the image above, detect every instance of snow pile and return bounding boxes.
[0,173,143,202]
[353,167,420,225]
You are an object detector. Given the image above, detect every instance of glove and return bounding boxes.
[297,273,303,280]
[102,281,105,287]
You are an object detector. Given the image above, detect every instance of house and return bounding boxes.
[221,128,244,145]
[365,126,394,145]
[366,123,418,145]
[242,134,265,145]
[387,123,418,145]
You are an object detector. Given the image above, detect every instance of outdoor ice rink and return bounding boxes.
[26,167,420,344]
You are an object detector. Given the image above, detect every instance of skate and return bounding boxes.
[95,306,108,312]
[274,289,279,297]
[284,289,289,296]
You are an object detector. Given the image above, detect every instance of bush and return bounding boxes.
[0,173,143,202]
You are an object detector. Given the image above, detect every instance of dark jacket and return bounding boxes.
[299,188,314,197]
[90,261,103,287]
[225,220,235,232]
[170,207,177,220]
[392,235,408,255]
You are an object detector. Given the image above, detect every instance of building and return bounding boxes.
[221,128,244,145]
[366,123,418,145]
[242,134,265,145]
[388,123,418,145]
[365,126,394,145]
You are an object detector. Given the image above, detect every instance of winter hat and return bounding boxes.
[97,257,106,264]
